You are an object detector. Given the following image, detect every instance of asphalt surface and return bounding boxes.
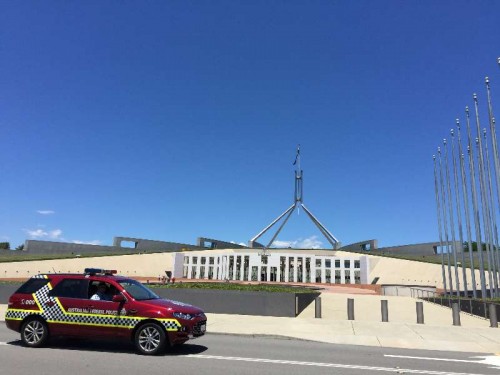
[1,323,499,375]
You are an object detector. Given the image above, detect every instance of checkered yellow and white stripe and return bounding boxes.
[5,275,181,331]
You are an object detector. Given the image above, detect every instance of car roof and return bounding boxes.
[36,273,132,282]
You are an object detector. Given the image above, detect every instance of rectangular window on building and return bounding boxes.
[190,267,196,279]
[201,257,206,265]
[228,256,234,279]
[335,259,340,268]
[316,269,322,283]
[325,259,331,268]
[236,256,241,280]
[305,258,311,283]
[345,270,351,284]
[200,266,205,279]
[183,266,188,278]
[354,270,361,284]
[184,257,189,265]
[344,260,350,268]
[209,257,214,265]
[297,257,303,282]
[280,257,286,282]
[316,258,322,267]
[244,256,250,280]
[251,266,258,281]
[325,269,331,283]
[335,270,341,283]
[192,257,198,265]
[261,255,268,265]
[354,260,360,269]
[288,258,294,282]
[270,267,277,282]
[208,267,214,280]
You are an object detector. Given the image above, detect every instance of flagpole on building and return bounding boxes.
[456,119,478,298]
[473,94,495,297]
[444,138,461,296]
[451,129,469,296]
[434,154,448,294]
[466,106,488,298]
[438,146,454,294]
[482,128,500,295]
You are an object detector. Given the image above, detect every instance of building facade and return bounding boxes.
[172,250,370,284]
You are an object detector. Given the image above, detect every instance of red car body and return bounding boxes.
[5,269,206,354]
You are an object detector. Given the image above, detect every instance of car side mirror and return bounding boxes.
[112,294,125,303]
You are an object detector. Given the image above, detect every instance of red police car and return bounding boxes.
[5,268,207,355]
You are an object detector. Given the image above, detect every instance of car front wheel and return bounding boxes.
[134,323,166,355]
[21,317,49,348]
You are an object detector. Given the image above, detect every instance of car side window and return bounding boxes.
[16,278,50,294]
[87,281,118,300]
[49,279,89,299]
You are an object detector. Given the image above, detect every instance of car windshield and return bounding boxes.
[118,279,160,301]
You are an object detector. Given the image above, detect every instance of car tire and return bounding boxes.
[20,317,49,348]
[134,323,166,355]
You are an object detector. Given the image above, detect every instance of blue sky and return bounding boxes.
[1,1,499,249]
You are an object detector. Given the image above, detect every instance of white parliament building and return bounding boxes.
[172,249,370,284]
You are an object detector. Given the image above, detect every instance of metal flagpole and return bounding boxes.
[434,155,448,294]
[482,128,500,295]
[450,129,469,296]
[456,119,477,298]
[475,136,495,297]
[473,94,495,297]
[466,106,488,298]
[444,139,461,296]
[438,146,454,294]
[485,78,500,285]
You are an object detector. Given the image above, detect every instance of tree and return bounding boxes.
[0,242,10,250]
[463,241,487,252]
[15,244,24,251]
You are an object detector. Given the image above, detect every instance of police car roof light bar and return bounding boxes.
[84,268,117,276]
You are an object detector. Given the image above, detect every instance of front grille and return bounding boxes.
[192,320,206,336]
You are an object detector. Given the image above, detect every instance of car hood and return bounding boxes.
[139,298,204,314]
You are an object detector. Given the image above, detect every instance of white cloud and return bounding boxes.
[25,228,63,240]
[72,240,102,246]
[37,210,55,215]
[272,236,324,249]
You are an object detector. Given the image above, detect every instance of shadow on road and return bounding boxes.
[6,338,208,356]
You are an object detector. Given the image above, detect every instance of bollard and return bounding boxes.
[416,301,424,324]
[452,303,461,326]
[489,304,498,328]
[347,298,355,320]
[315,297,322,319]
[295,296,299,316]
[381,300,389,322]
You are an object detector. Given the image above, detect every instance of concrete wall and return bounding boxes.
[0,253,176,279]
[0,283,318,317]
[21,238,204,256]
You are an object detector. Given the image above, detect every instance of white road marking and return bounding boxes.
[0,342,8,345]
[187,354,488,374]
[384,355,500,369]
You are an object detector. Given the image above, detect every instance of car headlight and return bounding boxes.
[173,312,194,320]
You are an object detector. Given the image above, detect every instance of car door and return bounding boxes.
[84,280,130,339]
[47,278,92,337]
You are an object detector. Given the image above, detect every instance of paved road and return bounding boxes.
[0,323,498,375]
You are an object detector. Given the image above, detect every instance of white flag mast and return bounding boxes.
[248,146,340,250]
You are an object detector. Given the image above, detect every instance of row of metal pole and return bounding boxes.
[312,297,499,327]
[433,58,500,299]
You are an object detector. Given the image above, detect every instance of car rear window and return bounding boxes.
[49,278,89,299]
[16,278,50,294]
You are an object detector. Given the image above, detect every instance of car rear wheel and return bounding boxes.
[21,317,48,348]
[134,323,166,355]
